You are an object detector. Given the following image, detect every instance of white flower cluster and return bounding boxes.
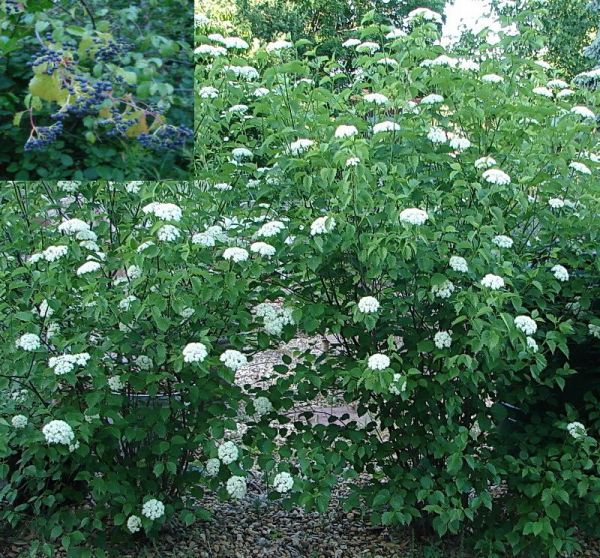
[205,458,220,477]
[183,342,208,363]
[334,125,358,139]
[289,139,314,155]
[431,280,455,299]
[514,315,537,335]
[480,274,505,290]
[253,396,273,416]
[358,296,380,313]
[40,245,68,263]
[16,333,41,351]
[427,126,447,144]
[407,7,443,24]
[76,261,101,275]
[222,247,249,262]
[127,515,142,533]
[400,208,428,225]
[492,235,514,249]
[310,216,336,235]
[255,303,294,335]
[58,218,90,235]
[588,324,600,339]
[157,224,181,242]
[42,420,75,445]
[142,202,183,222]
[367,353,390,371]
[273,472,294,493]
[226,475,247,499]
[192,225,225,247]
[551,264,569,282]
[108,375,124,391]
[257,220,286,238]
[482,168,511,185]
[199,85,219,98]
[434,331,452,349]
[141,499,165,520]
[364,93,389,105]
[49,352,90,375]
[12,415,28,429]
[569,161,591,175]
[218,441,239,464]
[250,242,276,257]
[449,256,468,273]
[566,421,587,439]
[220,349,247,371]
[135,355,153,370]
[223,65,259,81]
[373,121,400,134]
[474,156,497,170]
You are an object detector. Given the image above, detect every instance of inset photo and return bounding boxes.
[0,0,193,180]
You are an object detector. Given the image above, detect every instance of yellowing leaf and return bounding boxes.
[28,74,68,104]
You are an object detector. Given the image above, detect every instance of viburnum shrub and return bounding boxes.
[196,7,600,557]
[0,179,296,552]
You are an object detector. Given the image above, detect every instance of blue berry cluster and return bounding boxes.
[24,122,64,151]
[93,37,130,62]
[3,0,21,15]
[29,45,66,75]
[137,125,193,151]
[98,109,140,136]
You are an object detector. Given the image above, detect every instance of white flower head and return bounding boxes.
[157,225,181,242]
[407,7,443,24]
[288,139,314,155]
[363,93,389,105]
[226,475,247,499]
[141,499,165,520]
[16,333,41,351]
[400,208,428,225]
[253,396,273,416]
[58,219,90,235]
[12,415,28,429]
[222,247,249,262]
[127,515,142,533]
[257,220,286,238]
[310,216,336,236]
[480,274,505,290]
[482,168,511,185]
[475,156,497,170]
[532,86,553,98]
[421,93,444,105]
[266,40,293,53]
[551,264,569,282]
[368,353,390,371]
[142,202,183,222]
[548,198,565,209]
[205,458,220,477]
[218,441,239,464]
[108,375,123,391]
[76,261,101,276]
[183,342,208,363]
[481,73,503,83]
[566,421,586,439]
[43,245,68,262]
[449,256,468,273]
[42,420,75,445]
[355,41,380,53]
[273,471,294,493]
[219,349,247,371]
[427,126,447,144]
[570,161,591,175]
[570,106,595,120]
[334,125,358,139]
[250,242,276,257]
[434,331,452,349]
[492,235,513,249]
[431,280,455,299]
[358,296,380,313]
[373,121,400,134]
[199,86,219,99]
[514,315,537,335]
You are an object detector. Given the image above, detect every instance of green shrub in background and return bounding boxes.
[196,7,600,556]
[0,0,193,180]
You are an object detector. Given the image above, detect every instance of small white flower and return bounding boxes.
[400,208,428,225]
[218,441,239,464]
[250,242,276,257]
[127,515,142,533]
[76,261,101,275]
[358,296,380,313]
[199,86,219,98]
[257,220,286,238]
[492,235,513,249]
[342,38,361,48]
[355,41,380,53]
[367,353,390,371]
[481,73,504,83]
[310,216,336,236]
[253,87,270,97]
[289,139,314,155]
[42,420,75,445]
[449,256,468,273]
[566,421,587,439]
[407,7,443,24]
[420,55,458,68]
[514,315,537,335]
[385,28,406,39]
[108,375,123,391]
[589,324,600,339]
[119,295,138,311]
[226,476,247,499]
[532,86,553,98]
[12,415,28,429]
[253,396,273,416]
[43,245,68,262]
[135,355,153,370]
[205,458,220,477]
[570,106,595,120]
[157,225,181,242]
[231,147,253,161]
[482,168,511,185]
[448,134,471,151]
[480,274,505,290]
[526,336,538,352]
[373,121,400,134]
[334,125,358,139]
[551,264,569,282]
[273,472,294,493]
[266,40,293,53]
[183,342,208,363]
[431,280,455,299]
[427,126,447,144]
[16,333,41,351]
[389,373,407,395]
[556,89,574,98]
[364,93,389,105]
[458,58,479,71]
[219,350,247,371]
[421,93,444,105]
[222,36,249,49]
[434,331,452,349]
[548,198,565,209]
[547,79,568,89]
[475,156,497,170]
[222,247,249,262]
[141,499,165,520]
[58,218,90,235]
[569,162,591,175]
[346,156,361,166]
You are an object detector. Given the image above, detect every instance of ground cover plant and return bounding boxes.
[0,0,193,180]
